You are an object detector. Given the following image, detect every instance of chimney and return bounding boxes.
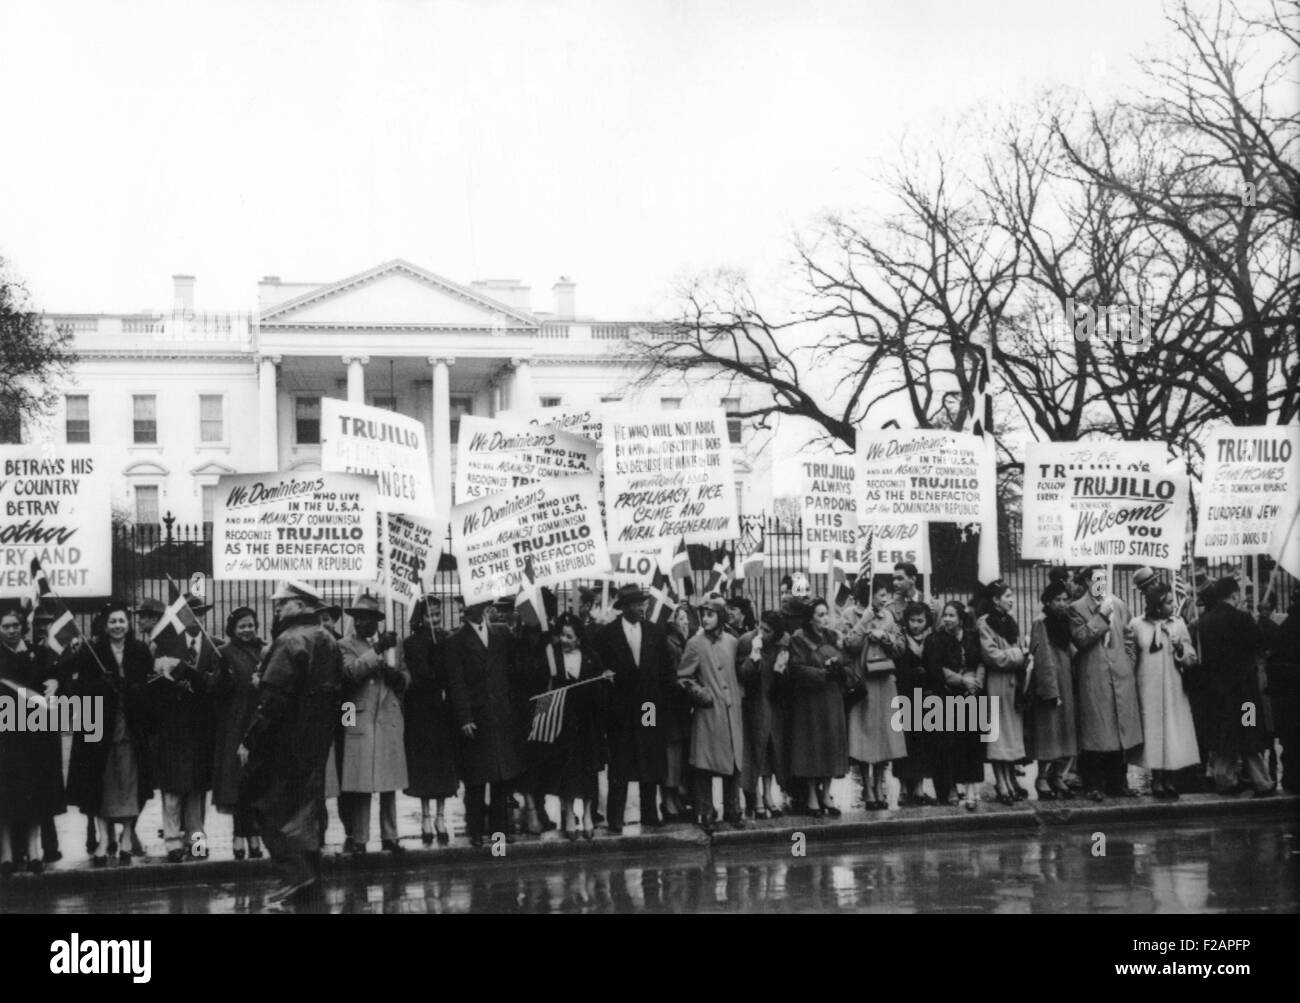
[553,276,576,319]
[258,275,282,310]
[172,274,196,314]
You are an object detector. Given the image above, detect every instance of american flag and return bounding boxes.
[528,687,567,743]
[28,558,81,654]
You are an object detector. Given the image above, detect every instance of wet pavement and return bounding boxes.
[4,815,1295,914]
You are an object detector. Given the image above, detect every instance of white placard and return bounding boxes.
[455,414,601,502]
[1195,425,1300,558]
[321,399,435,515]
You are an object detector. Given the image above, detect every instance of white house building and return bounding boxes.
[20,259,772,526]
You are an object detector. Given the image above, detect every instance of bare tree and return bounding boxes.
[0,257,76,434]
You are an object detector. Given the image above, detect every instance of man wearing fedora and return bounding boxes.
[592,584,677,834]
[149,592,221,863]
[445,598,525,847]
[337,591,408,854]
[238,581,343,905]
[133,597,165,646]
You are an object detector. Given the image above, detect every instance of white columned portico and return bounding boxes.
[344,355,369,404]
[511,357,533,411]
[430,356,455,516]
[257,355,281,471]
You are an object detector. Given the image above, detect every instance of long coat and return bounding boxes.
[66,637,155,816]
[737,632,789,790]
[338,634,409,793]
[591,617,676,783]
[1026,615,1077,761]
[402,628,459,799]
[1198,601,1270,755]
[145,634,220,794]
[540,644,609,799]
[211,638,264,812]
[444,623,524,787]
[241,612,344,853]
[679,628,744,775]
[1126,616,1200,770]
[0,642,66,822]
[922,628,986,784]
[787,627,849,779]
[889,628,935,782]
[977,613,1028,763]
[844,606,908,765]
[1069,593,1142,753]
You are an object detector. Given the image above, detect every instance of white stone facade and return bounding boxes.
[21,260,770,525]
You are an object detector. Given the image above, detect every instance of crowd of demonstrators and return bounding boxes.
[0,553,1295,887]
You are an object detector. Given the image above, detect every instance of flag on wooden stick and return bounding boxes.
[28,558,81,655]
[515,556,548,632]
[646,570,679,627]
[528,687,567,743]
[965,342,1000,584]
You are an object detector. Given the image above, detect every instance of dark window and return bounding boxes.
[135,485,160,524]
[66,395,90,443]
[295,397,321,444]
[0,400,21,444]
[723,398,743,444]
[132,395,157,444]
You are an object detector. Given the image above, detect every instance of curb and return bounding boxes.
[14,792,1298,892]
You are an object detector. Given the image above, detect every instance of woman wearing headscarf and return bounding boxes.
[787,597,849,816]
[977,580,1029,805]
[0,606,67,875]
[1027,580,1077,799]
[212,606,265,859]
[403,595,459,845]
[739,610,790,819]
[843,581,908,809]
[66,600,155,866]
[542,612,612,840]
[923,600,985,810]
[891,600,936,806]
[679,594,745,832]
[1125,582,1199,798]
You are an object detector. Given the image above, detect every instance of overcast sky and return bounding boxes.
[0,0,1196,319]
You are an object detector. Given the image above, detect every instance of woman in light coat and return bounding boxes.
[679,595,744,831]
[1126,583,1200,798]
[843,582,907,809]
[977,580,1029,805]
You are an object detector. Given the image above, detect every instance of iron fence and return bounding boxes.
[87,513,1293,643]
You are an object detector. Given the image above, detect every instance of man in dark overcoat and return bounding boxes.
[238,582,343,905]
[591,584,676,833]
[444,599,524,846]
[1199,577,1274,795]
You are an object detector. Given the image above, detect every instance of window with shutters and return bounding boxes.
[66,395,90,443]
[132,395,157,444]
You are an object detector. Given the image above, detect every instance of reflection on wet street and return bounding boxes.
[4,818,1296,914]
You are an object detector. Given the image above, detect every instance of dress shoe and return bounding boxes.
[0,861,13,878]
[342,839,366,855]
[26,859,44,875]
[119,851,133,865]
[165,850,184,864]
[593,810,605,825]
[233,848,246,860]
[437,831,450,846]
[607,825,623,836]
[640,814,663,828]
[1115,787,1141,798]
[469,835,484,848]
[724,813,747,830]
[1048,778,1074,800]
[248,846,264,859]
[91,855,108,868]
[43,850,62,864]
[1013,785,1030,801]
[382,839,406,855]
[1035,785,1057,801]
[1084,788,1105,802]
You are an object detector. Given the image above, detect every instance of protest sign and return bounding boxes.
[802,458,858,570]
[374,512,448,610]
[603,408,739,550]
[858,430,986,523]
[1195,425,1300,558]
[455,414,601,501]
[0,447,110,597]
[1022,440,1170,561]
[497,404,605,443]
[1064,469,1190,570]
[321,399,435,515]
[862,521,931,576]
[451,474,610,604]
[608,551,661,585]
[214,471,378,580]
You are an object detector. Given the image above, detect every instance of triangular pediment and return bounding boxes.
[259,259,538,328]
[190,461,238,476]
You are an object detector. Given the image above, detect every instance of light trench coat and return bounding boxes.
[679,628,744,776]
[336,634,409,793]
[1126,616,1200,770]
[1069,593,1143,753]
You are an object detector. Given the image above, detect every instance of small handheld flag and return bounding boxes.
[528,687,567,743]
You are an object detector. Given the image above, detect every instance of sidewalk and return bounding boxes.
[19,785,1298,891]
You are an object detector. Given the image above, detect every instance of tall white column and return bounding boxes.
[257,355,281,471]
[430,357,455,516]
[344,355,369,404]
[511,357,533,411]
